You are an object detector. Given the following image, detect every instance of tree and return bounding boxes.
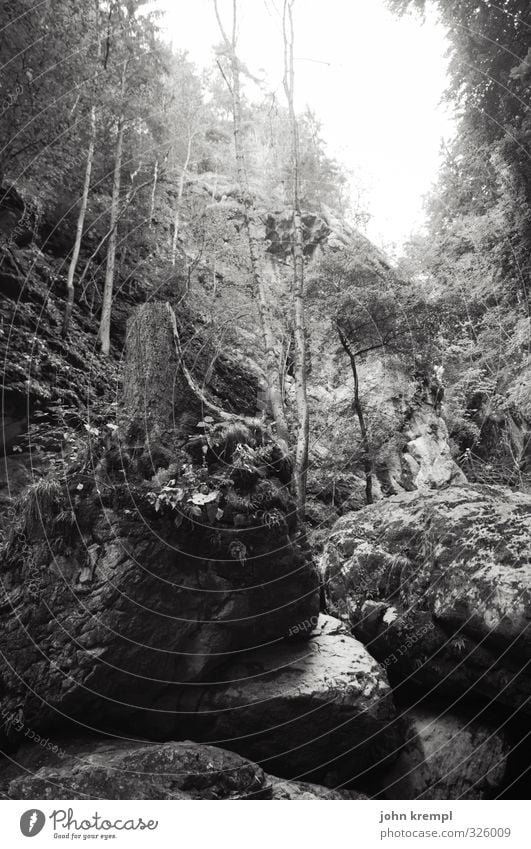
[99,58,127,355]
[62,0,103,337]
[310,246,429,503]
[282,0,309,519]
[213,0,290,446]
[98,0,165,355]
[389,0,531,480]
[0,1,95,187]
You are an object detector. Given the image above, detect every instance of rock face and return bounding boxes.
[0,484,318,743]
[265,210,331,257]
[176,615,402,785]
[321,484,531,716]
[307,358,465,530]
[381,708,510,800]
[379,397,466,494]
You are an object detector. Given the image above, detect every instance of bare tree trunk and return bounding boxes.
[148,158,158,228]
[62,104,96,337]
[283,0,309,519]
[78,174,150,296]
[337,324,373,505]
[99,61,126,356]
[171,133,193,266]
[214,0,289,448]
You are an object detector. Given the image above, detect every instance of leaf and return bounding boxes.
[83,424,100,436]
[382,606,398,624]
[190,490,219,505]
[197,415,214,428]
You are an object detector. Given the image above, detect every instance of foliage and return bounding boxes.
[145,416,292,536]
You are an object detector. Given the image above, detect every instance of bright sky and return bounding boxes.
[157,0,454,255]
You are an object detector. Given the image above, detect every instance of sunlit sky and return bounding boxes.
[157,0,454,255]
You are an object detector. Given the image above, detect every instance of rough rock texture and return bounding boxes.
[321,484,531,716]
[268,778,365,799]
[175,615,402,785]
[0,493,318,743]
[265,210,331,257]
[5,740,269,800]
[2,737,368,800]
[381,707,510,800]
[307,358,465,535]
[121,303,199,448]
[379,399,466,494]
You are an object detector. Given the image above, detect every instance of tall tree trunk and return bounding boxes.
[99,62,126,356]
[337,324,373,505]
[214,0,289,448]
[62,104,96,337]
[283,0,309,519]
[62,0,101,337]
[171,133,193,266]
[148,158,158,228]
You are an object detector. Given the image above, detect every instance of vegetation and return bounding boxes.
[1,0,530,547]
[391,0,531,483]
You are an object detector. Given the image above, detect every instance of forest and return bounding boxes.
[0,0,530,803]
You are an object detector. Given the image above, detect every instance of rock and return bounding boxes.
[368,363,465,495]
[321,484,531,716]
[265,210,330,258]
[175,615,402,785]
[0,476,319,739]
[306,355,465,533]
[381,707,510,800]
[382,402,466,493]
[268,777,366,799]
[0,292,319,745]
[3,736,367,800]
[6,739,269,800]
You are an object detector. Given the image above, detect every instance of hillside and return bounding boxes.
[0,0,530,805]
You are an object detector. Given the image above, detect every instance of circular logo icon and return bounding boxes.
[20,810,46,837]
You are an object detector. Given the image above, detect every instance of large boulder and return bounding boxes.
[5,739,268,800]
[321,484,531,716]
[0,401,319,749]
[3,738,366,800]
[0,485,318,744]
[381,707,510,800]
[175,615,403,785]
